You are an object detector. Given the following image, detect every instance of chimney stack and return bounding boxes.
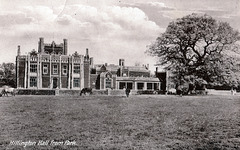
[155,67,158,76]
[90,57,94,68]
[38,37,44,53]
[86,48,89,56]
[119,59,125,66]
[63,39,68,55]
[17,45,21,56]
[119,59,125,77]
[84,48,89,60]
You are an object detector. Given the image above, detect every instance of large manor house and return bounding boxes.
[15,38,161,91]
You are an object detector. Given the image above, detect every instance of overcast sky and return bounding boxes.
[0,0,240,72]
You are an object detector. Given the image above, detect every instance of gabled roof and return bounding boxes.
[94,64,149,73]
[94,64,119,72]
[94,64,104,70]
[100,71,113,77]
[94,64,107,72]
[106,64,119,72]
[125,66,149,72]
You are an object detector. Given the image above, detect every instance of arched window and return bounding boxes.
[105,73,112,89]
[105,78,111,89]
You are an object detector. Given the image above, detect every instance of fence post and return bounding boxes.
[55,89,59,96]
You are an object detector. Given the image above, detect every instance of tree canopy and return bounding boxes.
[147,13,240,87]
[0,62,16,87]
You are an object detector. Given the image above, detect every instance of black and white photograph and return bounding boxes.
[0,0,240,149]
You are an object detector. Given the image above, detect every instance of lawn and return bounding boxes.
[0,95,239,150]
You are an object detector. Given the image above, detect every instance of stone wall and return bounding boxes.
[17,89,139,96]
[59,90,80,96]
[42,77,50,88]
[91,89,108,95]
[84,61,90,88]
[18,60,25,88]
[61,77,68,88]
[90,74,98,89]
[18,89,55,95]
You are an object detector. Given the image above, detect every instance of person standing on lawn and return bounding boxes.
[125,88,131,97]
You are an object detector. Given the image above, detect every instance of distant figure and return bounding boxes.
[231,88,236,95]
[204,87,208,95]
[125,88,131,97]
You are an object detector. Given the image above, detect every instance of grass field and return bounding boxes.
[0,95,240,150]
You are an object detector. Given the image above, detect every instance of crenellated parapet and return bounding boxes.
[38,38,68,55]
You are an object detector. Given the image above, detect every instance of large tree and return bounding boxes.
[0,62,16,87]
[147,13,240,87]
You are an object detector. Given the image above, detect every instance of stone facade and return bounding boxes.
[90,59,160,90]
[16,38,91,90]
[16,38,160,91]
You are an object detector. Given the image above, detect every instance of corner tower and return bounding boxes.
[84,48,90,88]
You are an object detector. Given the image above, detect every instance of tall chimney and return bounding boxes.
[90,57,94,68]
[85,48,89,60]
[155,67,158,76]
[119,59,124,66]
[63,39,68,55]
[119,59,124,77]
[38,37,44,53]
[17,45,21,56]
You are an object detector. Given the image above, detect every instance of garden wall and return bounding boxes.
[58,90,81,96]
[91,90,108,95]
[16,89,143,96]
[18,89,55,95]
[207,89,238,95]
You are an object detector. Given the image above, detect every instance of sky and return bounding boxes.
[0,0,240,73]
